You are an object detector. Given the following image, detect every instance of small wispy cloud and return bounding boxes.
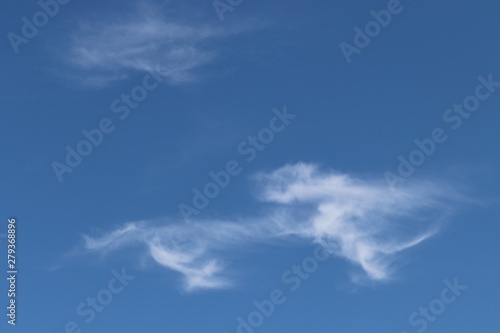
[66,4,253,86]
[254,164,456,282]
[81,163,459,291]
[83,219,278,291]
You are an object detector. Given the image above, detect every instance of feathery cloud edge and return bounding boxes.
[82,163,458,291]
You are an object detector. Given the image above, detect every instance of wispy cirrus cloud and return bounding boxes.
[65,4,255,87]
[81,163,460,291]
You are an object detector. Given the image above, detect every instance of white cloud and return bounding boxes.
[254,163,455,282]
[66,5,248,86]
[82,163,458,291]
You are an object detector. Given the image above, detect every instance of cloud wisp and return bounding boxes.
[66,5,249,87]
[82,163,458,291]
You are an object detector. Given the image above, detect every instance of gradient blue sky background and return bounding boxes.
[1,0,500,332]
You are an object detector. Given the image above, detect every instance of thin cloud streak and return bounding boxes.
[66,5,256,86]
[82,163,458,291]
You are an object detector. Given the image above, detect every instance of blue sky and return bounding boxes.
[1,0,500,332]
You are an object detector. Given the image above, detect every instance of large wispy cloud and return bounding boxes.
[81,163,459,291]
[66,4,254,86]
